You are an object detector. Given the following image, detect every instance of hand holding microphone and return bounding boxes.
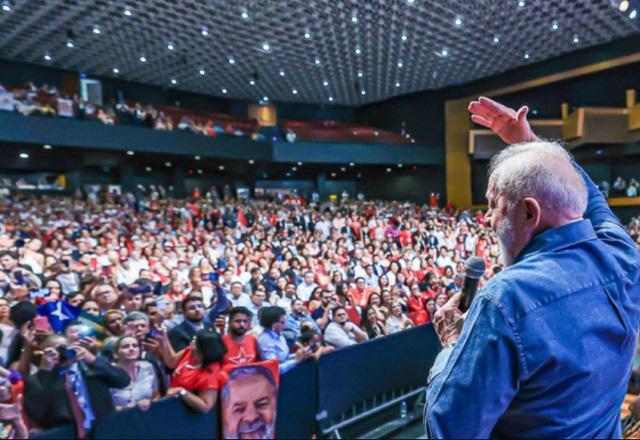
[433,257,486,347]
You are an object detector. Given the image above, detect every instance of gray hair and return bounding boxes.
[488,140,587,217]
[123,311,149,325]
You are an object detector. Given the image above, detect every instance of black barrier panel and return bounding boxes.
[93,398,219,439]
[30,425,77,439]
[317,324,441,422]
[276,358,318,438]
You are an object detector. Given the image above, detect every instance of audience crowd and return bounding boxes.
[0,187,637,437]
[600,176,640,198]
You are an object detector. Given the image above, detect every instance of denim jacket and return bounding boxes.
[425,164,640,438]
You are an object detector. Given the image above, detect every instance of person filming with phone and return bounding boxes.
[424,97,640,438]
[23,333,129,437]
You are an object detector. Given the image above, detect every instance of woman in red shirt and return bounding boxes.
[159,330,226,413]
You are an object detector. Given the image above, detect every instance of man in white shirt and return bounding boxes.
[324,306,368,349]
[296,271,317,302]
[229,281,251,308]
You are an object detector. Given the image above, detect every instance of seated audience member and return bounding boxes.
[385,301,414,334]
[228,281,251,308]
[24,334,130,435]
[324,306,368,349]
[247,288,267,328]
[283,299,320,346]
[158,330,226,413]
[222,307,259,367]
[361,305,387,339]
[295,328,333,361]
[257,307,311,373]
[110,335,159,411]
[168,295,215,352]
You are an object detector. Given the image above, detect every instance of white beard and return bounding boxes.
[496,215,516,267]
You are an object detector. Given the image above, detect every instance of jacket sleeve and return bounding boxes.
[425,293,521,438]
[574,162,637,252]
[24,371,53,428]
[88,355,131,389]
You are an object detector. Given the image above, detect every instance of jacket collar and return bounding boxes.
[514,219,596,264]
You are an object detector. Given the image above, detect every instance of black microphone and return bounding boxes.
[459,257,486,313]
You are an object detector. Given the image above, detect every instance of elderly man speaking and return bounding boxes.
[424,97,640,438]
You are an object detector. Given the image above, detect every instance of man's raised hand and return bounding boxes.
[468,96,539,145]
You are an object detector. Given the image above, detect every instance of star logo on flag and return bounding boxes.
[51,302,70,322]
[228,347,254,365]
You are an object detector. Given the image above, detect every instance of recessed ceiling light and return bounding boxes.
[66,40,74,48]
[395,81,401,88]
[297,162,303,166]
[262,96,269,102]
[194,155,201,160]
[292,166,298,171]
[524,52,530,59]
[401,33,408,42]
[43,53,51,61]
[112,67,119,74]
[397,163,403,168]
[43,144,52,150]
[199,68,206,75]
[328,96,334,102]
[355,47,361,55]
[126,150,134,156]
[340,167,346,172]
[551,20,559,31]
[518,0,525,6]
[165,162,172,167]
[262,42,271,51]
[201,27,209,36]
[1,2,11,11]
[407,0,415,4]
[331,172,337,177]
[249,80,255,86]
[292,89,298,95]
[441,48,449,57]
[349,162,355,166]
[197,169,203,174]
[19,153,29,159]
[167,42,175,51]
[124,8,132,16]
[139,55,147,63]
[619,0,630,12]
[630,9,637,19]
[493,35,500,44]
[314,58,321,65]
[221,88,228,94]
[357,71,363,78]
[218,165,225,170]
[351,13,358,24]
[322,80,329,86]
[93,25,101,34]
[171,78,177,85]
[304,31,311,39]
[361,90,366,96]
[145,166,152,172]
[397,61,403,68]
[386,167,392,172]
[241,9,249,19]
[249,159,255,164]
[228,57,235,65]
[572,34,580,44]
[454,16,463,26]
[279,69,285,76]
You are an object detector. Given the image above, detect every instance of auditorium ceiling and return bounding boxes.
[0,0,638,105]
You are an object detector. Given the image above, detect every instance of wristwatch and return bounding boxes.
[179,389,187,397]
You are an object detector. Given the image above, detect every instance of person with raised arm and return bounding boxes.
[424,97,640,438]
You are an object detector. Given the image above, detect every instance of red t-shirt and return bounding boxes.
[221,334,259,367]
[171,346,222,392]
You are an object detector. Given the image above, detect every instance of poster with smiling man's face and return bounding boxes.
[221,360,279,440]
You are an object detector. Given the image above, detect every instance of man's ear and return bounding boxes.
[522,197,541,230]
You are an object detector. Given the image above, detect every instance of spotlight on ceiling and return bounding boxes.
[524,52,531,59]
[126,150,135,156]
[43,53,52,61]
[551,20,559,31]
[221,88,228,94]
[401,33,408,41]
[279,69,285,76]
[454,16,463,26]
[66,39,74,48]
[619,0,630,12]
[170,78,177,85]
[43,144,52,150]
[167,42,175,51]
[92,25,101,34]
[123,7,132,16]
[19,153,29,159]
[113,67,120,74]
[1,1,11,12]
[630,9,638,18]
[328,96,334,102]
[199,68,206,75]
[304,31,311,39]
[493,35,500,44]
[292,89,298,95]
[139,55,147,63]
[261,42,271,52]
[240,8,249,19]
[572,34,580,44]
[201,26,209,36]
[228,57,235,64]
